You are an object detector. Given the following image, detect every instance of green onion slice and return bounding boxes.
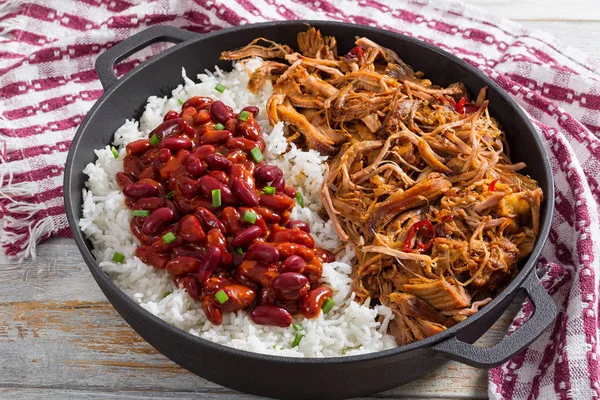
[250,147,264,163]
[236,247,244,255]
[295,192,304,208]
[149,133,160,147]
[178,99,184,106]
[292,323,303,331]
[132,210,151,217]
[322,298,335,314]
[214,123,225,130]
[291,333,304,348]
[163,291,172,298]
[215,83,227,93]
[263,186,275,195]
[112,252,125,263]
[162,232,176,244]
[212,189,222,207]
[215,289,229,304]
[243,211,257,224]
[239,110,251,121]
[111,146,119,159]
[166,191,174,199]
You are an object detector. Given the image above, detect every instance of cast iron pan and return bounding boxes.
[64,22,556,399]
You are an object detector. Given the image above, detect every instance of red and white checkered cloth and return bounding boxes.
[1,1,599,398]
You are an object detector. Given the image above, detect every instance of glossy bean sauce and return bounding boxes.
[120,97,333,327]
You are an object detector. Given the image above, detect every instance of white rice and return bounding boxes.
[79,58,396,357]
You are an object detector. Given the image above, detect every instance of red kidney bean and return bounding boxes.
[194,109,212,125]
[226,137,258,152]
[280,255,306,273]
[166,256,200,276]
[138,165,156,181]
[242,105,259,117]
[245,243,279,264]
[238,118,261,141]
[140,148,160,164]
[272,272,310,301]
[206,228,232,266]
[142,207,174,235]
[221,207,243,236]
[258,287,275,305]
[272,228,315,248]
[164,199,180,221]
[304,261,323,287]
[132,197,164,212]
[315,248,336,263]
[164,110,179,121]
[236,260,279,286]
[123,155,144,179]
[271,174,285,191]
[202,297,223,325]
[178,215,205,242]
[184,155,204,177]
[159,136,193,151]
[173,197,196,215]
[195,207,226,234]
[160,149,190,179]
[239,206,268,235]
[123,179,161,199]
[280,210,291,226]
[116,172,134,190]
[231,225,262,247]
[210,100,234,124]
[176,175,199,199]
[218,284,256,312]
[183,96,213,111]
[135,245,170,269]
[158,148,171,163]
[226,150,247,164]
[209,170,229,185]
[172,243,207,259]
[203,276,235,295]
[192,144,216,160]
[255,207,281,224]
[225,118,238,135]
[255,165,283,182]
[251,305,292,328]
[197,246,222,283]
[259,194,295,211]
[273,242,316,261]
[180,107,196,126]
[204,153,233,170]
[285,220,310,233]
[283,186,296,198]
[175,275,202,300]
[149,118,190,140]
[301,286,333,318]
[126,139,152,155]
[274,299,301,316]
[232,178,259,207]
[198,129,232,145]
[198,175,238,205]
[230,164,255,189]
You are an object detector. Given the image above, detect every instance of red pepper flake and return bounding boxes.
[454,97,478,114]
[403,220,435,253]
[348,46,364,62]
[487,179,499,192]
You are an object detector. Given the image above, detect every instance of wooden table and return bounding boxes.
[1,1,596,398]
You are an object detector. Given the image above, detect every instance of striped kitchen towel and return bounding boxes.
[1,1,599,399]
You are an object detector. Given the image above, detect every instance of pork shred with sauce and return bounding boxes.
[221,28,544,346]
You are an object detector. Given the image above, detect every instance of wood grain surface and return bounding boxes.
[2,2,598,399]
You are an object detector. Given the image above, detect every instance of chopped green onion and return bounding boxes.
[166,191,174,199]
[263,186,276,195]
[132,210,151,217]
[236,247,244,255]
[215,289,229,304]
[150,133,160,147]
[163,291,172,298]
[214,123,225,130]
[111,146,119,159]
[322,298,335,314]
[178,99,184,106]
[292,323,303,331]
[243,211,257,224]
[295,192,304,208]
[212,189,222,207]
[292,333,304,347]
[215,83,227,93]
[239,110,251,121]
[112,252,125,263]
[250,147,264,163]
[162,232,176,244]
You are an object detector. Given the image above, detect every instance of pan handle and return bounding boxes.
[433,271,556,368]
[95,25,198,90]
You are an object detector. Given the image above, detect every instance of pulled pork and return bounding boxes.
[221,27,543,346]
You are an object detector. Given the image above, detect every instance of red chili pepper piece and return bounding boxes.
[347,46,364,61]
[403,220,435,253]
[454,97,467,114]
[488,179,499,192]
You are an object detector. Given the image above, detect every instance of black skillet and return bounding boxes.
[64,21,556,400]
